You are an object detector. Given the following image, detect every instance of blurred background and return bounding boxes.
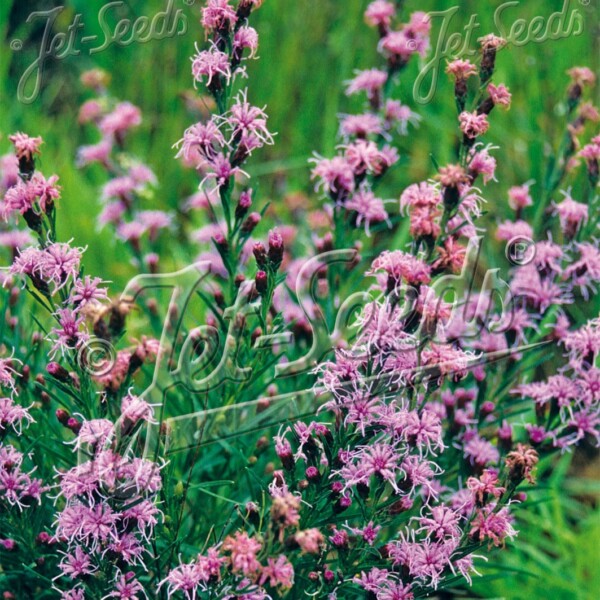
[0,0,599,597]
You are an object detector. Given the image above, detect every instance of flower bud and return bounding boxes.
[235,189,253,219]
[56,409,70,426]
[241,211,261,233]
[67,417,82,434]
[306,466,320,482]
[253,242,268,268]
[47,362,70,382]
[255,270,268,294]
[268,230,284,269]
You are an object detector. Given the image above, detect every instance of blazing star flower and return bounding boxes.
[59,545,97,579]
[176,120,226,165]
[8,132,43,160]
[567,66,596,87]
[226,90,275,146]
[487,83,512,108]
[470,506,517,546]
[345,189,389,235]
[340,113,383,137]
[222,531,262,575]
[105,571,146,600]
[369,250,432,287]
[385,100,421,134]
[552,190,588,236]
[463,435,500,468]
[259,555,294,589]
[159,562,203,599]
[364,1,396,28]
[78,99,105,124]
[191,44,232,87]
[446,59,478,79]
[234,26,259,58]
[49,308,88,355]
[345,69,388,99]
[507,183,533,210]
[0,397,34,434]
[459,111,490,139]
[201,0,237,32]
[99,102,142,139]
[311,156,355,196]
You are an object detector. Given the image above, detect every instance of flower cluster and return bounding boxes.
[77,81,171,272]
[311,1,425,239]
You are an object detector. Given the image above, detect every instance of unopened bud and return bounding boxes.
[255,270,268,294]
[241,212,261,233]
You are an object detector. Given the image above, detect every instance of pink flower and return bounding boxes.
[377,580,414,600]
[77,140,112,167]
[201,0,237,32]
[446,59,477,79]
[8,132,43,160]
[50,308,88,355]
[459,111,490,138]
[160,562,203,599]
[467,469,505,505]
[0,397,33,433]
[222,531,262,575]
[294,528,325,554]
[31,173,61,212]
[106,572,145,599]
[565,243,600,298]
[359,442,401,490]
[495,219,533,241]
[464,435,500,467]
[345,69,388,99]
[2,179,37,217]
[99,102,142,138]
[102,176,138,202]
[384,100,421,134]
[311,156,355,196]
[234,26,259,58]
[0,153,19,191]
[418,505,460,540]
[369,250,432,286]
[470,506,517,546]
[340,113,383,137]
[259,555,294,589]
[346,189,389,235]
[78,99,104,123]
[552,191,588,236]
[364,1,396,28]
[487,83,512,108]
[567,66,596,87]
[59,545,96,578]
[345,521,381,545]
[71,275,108,306]
[400,182,440,212]
[176,120,226,165]
[226,90,274,146]
[137,210,173,239]
[508,183,533,210]
[468,145,497,184]
[191,45,232,87]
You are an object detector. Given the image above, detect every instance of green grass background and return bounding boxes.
[0,0,599,597]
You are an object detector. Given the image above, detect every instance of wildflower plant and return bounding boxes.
[0,1,599,599]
